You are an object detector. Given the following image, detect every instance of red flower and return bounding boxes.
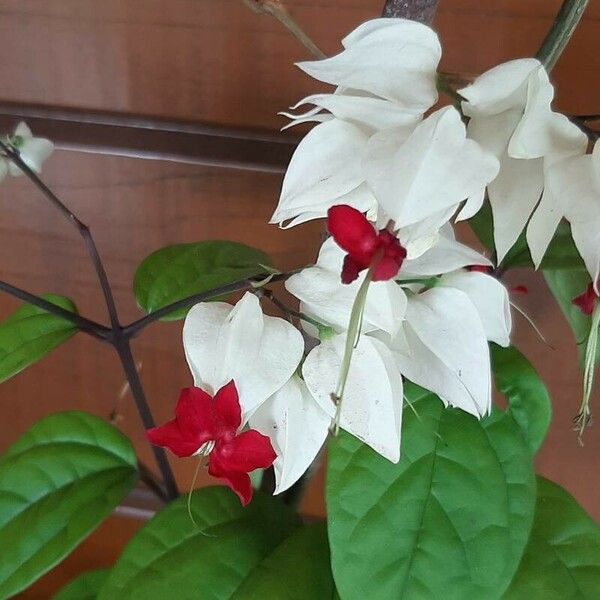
[572,282,599,316]
[147,382,276,506]
[467,265,493,274]
[327,205,407,284]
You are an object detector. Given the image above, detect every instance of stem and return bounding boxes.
[241,0,326,59]
[536,0,589,72]
[0,280,110,341]
[2,141,179,501]
[0,141,120,328]
[263,290,326,331]
[138,460,169,503]
[115,335,179,499]
[381,0,439,23]
[122,272,293,339]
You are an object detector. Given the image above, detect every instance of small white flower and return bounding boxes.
[527,143,600,291]
[183,292,304,419]
[296,18,441,111]
[249,376,330,494]
[459,59,587,263]
[364,106,500,228]
[6,122,54,176]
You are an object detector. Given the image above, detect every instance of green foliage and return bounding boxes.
[491,345,552,454]
[0,412,137,599]
[232,522,336,599]
[133,241,273,320]
[53,569,110,600]
[99,487,303,599]
[544,269,600,364]
[326,384,536,600]
[506,477,600,599]
[0,294,78,383]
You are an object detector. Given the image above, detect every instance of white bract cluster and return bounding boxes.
[182,18,599,494]
[0,122,54,181]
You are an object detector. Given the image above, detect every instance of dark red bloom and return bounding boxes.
[572,282,599,316]
[147,382,276,506]
[327,205,407,284]
[510,285,528,295]
[467,265,493,274]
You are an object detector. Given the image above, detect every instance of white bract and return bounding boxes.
[5,122,54,176]
[271,18,443,227]
[459,59,587,263]
[183,292,304,419]
[528,143,600,290]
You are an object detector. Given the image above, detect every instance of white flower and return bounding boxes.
[6,122,54,176]
[459,59,587,262]
[391,285,493,418]
[285,237,407,336]
[302,332,404,462]
[527,143,600,291]
[270,17,444,228]
[249,376,330,494]
[364,106,499,228]
[183,292,304,419]
[296,18,441,111]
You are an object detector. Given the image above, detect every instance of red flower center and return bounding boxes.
[327,205,407,284]
[147,382,276,506]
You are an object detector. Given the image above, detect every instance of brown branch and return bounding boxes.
[242,0,326,59]
[381,0,439,24]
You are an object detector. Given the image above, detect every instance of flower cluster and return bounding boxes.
[149,18,600,505]
[0,122,54,181]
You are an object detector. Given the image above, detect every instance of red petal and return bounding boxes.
[510,285,528,295]
[341,254,363,284]
[467,265,492,274]
[572,282,597,316]
[208,454,253,506]
[372,256,402,281]
[213,380,241,434]
[146,419,200,458]
[327,205,378,264]
[175,387,217,442]
[212,430,276,474]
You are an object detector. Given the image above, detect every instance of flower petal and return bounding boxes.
[250,377,330,494]
[174,387,217,442]
[285,238,407,336]
[270,119,369,227]
[398,287,491,417]
[303,334,403,462]
[327,204,378,264]
[184,293,304,419]
[286,93,422,131]
[213,380,242,433]
[297,18,441,111]
[146,419,200,458]
[398,231,491,279]
[459,58,540,117]
[439,270,512,347]
[365,107,499,227]
[213,430,276,474]
[208,455,253,506]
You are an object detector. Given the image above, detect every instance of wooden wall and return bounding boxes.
[0,1,598,597]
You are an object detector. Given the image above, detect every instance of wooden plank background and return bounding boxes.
[0,1,597,597]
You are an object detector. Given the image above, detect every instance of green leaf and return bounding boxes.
[53,569,110,600]
[232,522,336,599]
[506,477,600,599]
[0,412,137,599]
[469,202,582,269]
[491,345,552,454]
[326,384,536,600]
[544,269,600,364]
[0,294,78,383]
[133,241,273,320]
[98,487,299,599]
